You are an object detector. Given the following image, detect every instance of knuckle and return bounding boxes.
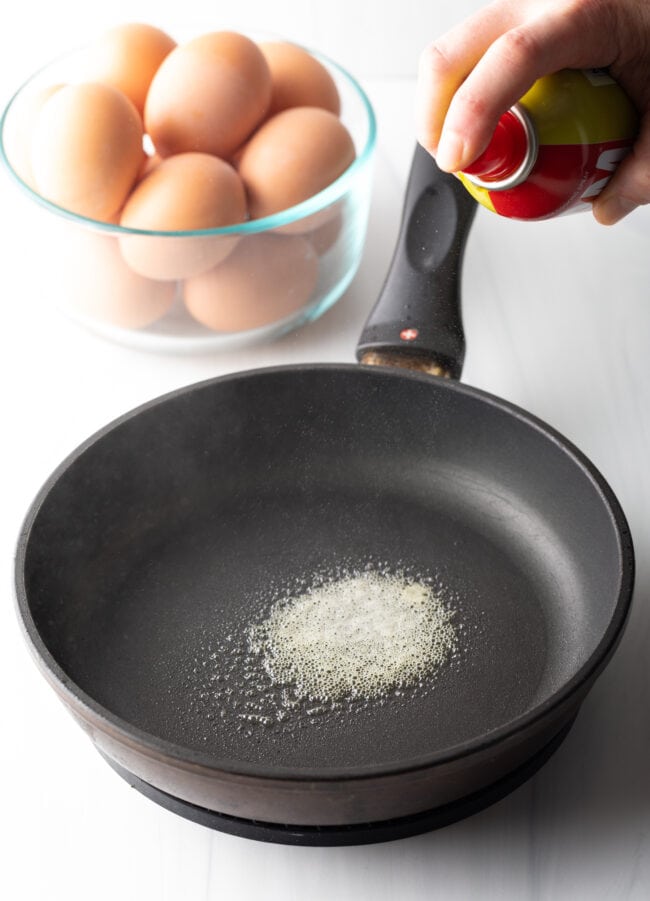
[494,26,543,68]
[418,41,454,77]
[451,87,490,121]
[570,0,617,29]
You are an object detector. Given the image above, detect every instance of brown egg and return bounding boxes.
[145,31,271,159]
[259,41,340,116]
[238,107,355,226]
[119,152,247,280]
[3,83,63,188]
[308,208,344,254]
[58,225,176,329]
[137,151,163,182]
[184,233,318,331]
[83,23,176,115]
[31,83,143,221]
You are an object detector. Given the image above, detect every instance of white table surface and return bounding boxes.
[1,24,650,901]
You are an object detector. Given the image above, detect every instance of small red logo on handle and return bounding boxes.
[400,328,419,341]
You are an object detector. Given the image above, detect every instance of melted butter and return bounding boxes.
[249,572,457,703]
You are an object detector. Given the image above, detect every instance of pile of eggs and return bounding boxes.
[4,24,360,333]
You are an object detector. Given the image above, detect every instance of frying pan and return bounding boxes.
[15,146,634,846]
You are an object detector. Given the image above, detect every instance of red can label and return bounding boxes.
[483,139,632,219]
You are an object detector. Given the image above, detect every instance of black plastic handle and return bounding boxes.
[356,143,477,379]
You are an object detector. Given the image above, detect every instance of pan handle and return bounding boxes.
[356,143,477,379]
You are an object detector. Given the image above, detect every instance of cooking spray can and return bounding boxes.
[457,69,638,220]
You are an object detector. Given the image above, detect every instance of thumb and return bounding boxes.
[592,108,650,224]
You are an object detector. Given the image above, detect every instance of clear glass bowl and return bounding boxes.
[0,39,376,353]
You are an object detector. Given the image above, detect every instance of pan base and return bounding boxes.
[102,716,575,846]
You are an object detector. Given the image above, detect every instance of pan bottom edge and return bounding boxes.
[98,719,575,846]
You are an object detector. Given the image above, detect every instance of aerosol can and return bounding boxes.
[457,69,638,220]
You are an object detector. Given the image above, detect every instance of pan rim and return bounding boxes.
[14,363,635,784]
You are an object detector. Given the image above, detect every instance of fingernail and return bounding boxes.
[436,130,465,172]
[593,195,638,226]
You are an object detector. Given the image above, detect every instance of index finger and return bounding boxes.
[416,0,527,155]
[421,1,618,172]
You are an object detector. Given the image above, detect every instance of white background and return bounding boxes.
[0,0,471,86]
[1,1,649,899]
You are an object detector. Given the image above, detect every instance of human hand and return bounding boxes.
[417,0,650,224]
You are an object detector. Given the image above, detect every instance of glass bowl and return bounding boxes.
[0,37,376,353]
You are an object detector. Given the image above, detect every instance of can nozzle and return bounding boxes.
[462,105,537,190]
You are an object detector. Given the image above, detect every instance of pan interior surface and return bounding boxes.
[20,367,626,773]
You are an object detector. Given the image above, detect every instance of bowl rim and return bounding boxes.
[0,38,377,237]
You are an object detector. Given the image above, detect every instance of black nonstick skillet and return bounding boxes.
[15,146,634,846]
